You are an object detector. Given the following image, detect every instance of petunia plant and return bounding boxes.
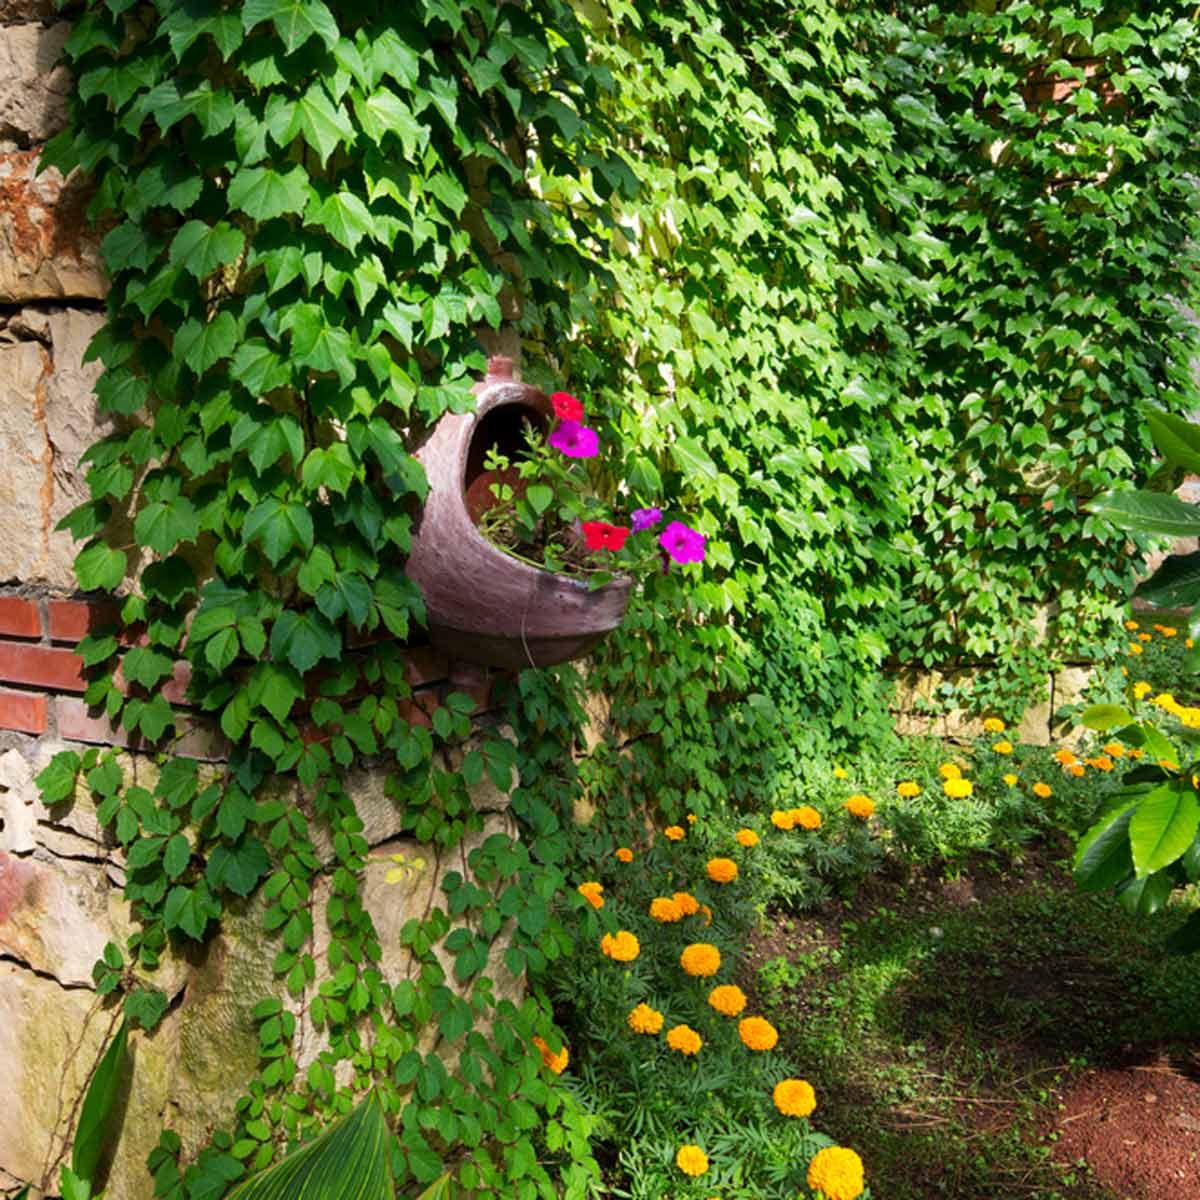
[476,389,705,586]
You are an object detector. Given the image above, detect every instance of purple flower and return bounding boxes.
[548,420,599,459]
[631,506,663,533]
[659,521,706,564]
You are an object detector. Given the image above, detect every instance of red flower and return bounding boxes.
[552,391,584,422]
[582,521,630,551]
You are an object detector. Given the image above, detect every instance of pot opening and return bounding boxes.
[464,403,547,526]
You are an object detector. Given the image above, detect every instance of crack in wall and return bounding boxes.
[0,948,93,991]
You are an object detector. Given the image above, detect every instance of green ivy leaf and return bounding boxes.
[169,221,246,279]
[175,312,239,373]
[243,498,314,565]
[134,497,200,554]
[75,541,127,591]
[228,165,311,221]
[241,0,340,55]
[269,609,340,673]
[311,191,373,253]
[207,838,271,897]
[301,444,357,496]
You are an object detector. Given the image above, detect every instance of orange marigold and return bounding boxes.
[808,1146,865,1200]
[680,943,721,977]
[771,809,795,831]
[698,903,713,926]
[1032,782,1052,799]
[664,825,685,841]
[666,1024,703,1055]
[1053,748,1077,766]
[707,857,739,884]
[735,828,760,847]
[707,984,747,1016]
[673,891,700,916]
[1103,742,1125,758]
[600,930,640,962]
[627,1003,664,1035]
[738,1015,779,1051]
[615,847,634,863]
[532,1035,569,1074]
[577,881,604,909]
[1069,764,1086,777]
[1086,755,1114,772]
[650,896,684,923]
[793,805,822,830]
[773,1078,817,1117]
[844,794,874,820]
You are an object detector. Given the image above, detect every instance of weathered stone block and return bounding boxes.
[0,0,58,22]
[0,23,70,145]
[0,152,106,302]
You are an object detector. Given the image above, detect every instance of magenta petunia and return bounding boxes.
[631,507,663,533]
[548,420,599,459]
[659,521,706,564]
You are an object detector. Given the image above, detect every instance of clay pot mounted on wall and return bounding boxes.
[406,357,633,671]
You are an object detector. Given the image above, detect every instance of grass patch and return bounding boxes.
[747,842,1200,1200]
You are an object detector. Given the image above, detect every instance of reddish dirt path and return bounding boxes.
[1052,1049,1200,1198]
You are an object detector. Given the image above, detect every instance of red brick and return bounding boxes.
[0,688,48,734]
[404,647,450,687]
[47,599,122,643]
[161,660,193,706]
[0,641,85,691]
[398,690,437,730]
[54,697,228,761]
[0,598,41,639]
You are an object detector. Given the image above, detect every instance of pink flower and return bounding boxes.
[583,521,630,551]
[659,521,705,564]
[548,420,599,459]
[551,391,584,422]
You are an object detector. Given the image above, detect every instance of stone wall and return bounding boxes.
[0,10,523,1197]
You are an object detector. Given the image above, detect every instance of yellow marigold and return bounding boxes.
[1086,755,1114,773]
[939,762,961,780]
[666,1024,703,1056]
[808,1146,865,1200]
[1160,757,1180,772]
[1163,626,1178,637]
[627,1003,664,1035]
[675,1145,708,1176]
[793,805,822,830]
[707,857,739,884]
[686,813,697,824]
[650,896,684,923]
[1032,782,1052,799]
[773,1078,817,1118]
[896,780,921,798]
[1133,681,1152,699]
[1188,638,1195,649]
[577,881,604,909]
[738,1015,779,1051]
[1128,643,1143,655]
[680,942,721,977]
[983,716,1006,733]
[532,1035,568,1075]
[735,828,759,847]
[771,808,795,830]
[673,891,700,916]
[833,766,848,779]
[1183,708,1200,730]
[1138,631,1152,642]
[664,825,685,841]
[1128,748,1145,760]
[601,930,640,962]
[1155,692,1178,711]
[1069,764,1086,777]
[707,984,747,1016]
[1053,747,1077,766]
[844,794,875,820]
[992,740,1013,755]
[615,847,634,863]
[1002,773,1018,787]
[1103,742,1126,759]
[943,777,973,799]
[1124,619,1140,631]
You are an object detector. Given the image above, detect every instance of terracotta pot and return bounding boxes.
[406,357,633,670]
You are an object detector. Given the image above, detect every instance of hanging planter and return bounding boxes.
[406,357,633,671]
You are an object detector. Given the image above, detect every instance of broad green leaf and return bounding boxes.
[671,435,718,482]
[1129,782,1200,877]
[228,165,310,221]
[169,221,245,280]
[353,89,425,156]
[241,0,339,54]
[134,497,199,554]
[231,340,292,394]
[269,86,354,164]
[1080,703,1134,732]
[1090,489,1200,538]
[313,191,374,253]
[75,541,127,591]
[228,1093,393,1199]
[1115,869,1174,917]
[175,312,239,373]
[72,1019,129,1186]
[302,444,358,495]
[1135,553,1200,610]
[37,750,81,804]
[1073,797,1138,891]
[1147,409,1200,473]
[207,838,271,897]
[269,609,340,673]
[163,883,217,940]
